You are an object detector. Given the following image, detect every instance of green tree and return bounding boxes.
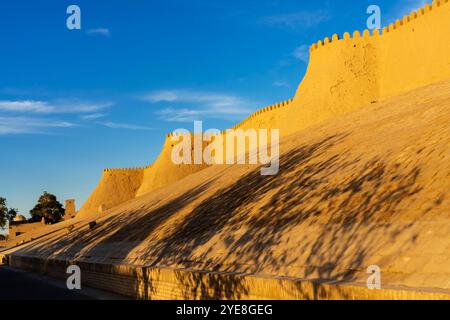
[8,208,18,222]
[0,197,17,230]
[30,192,65,224]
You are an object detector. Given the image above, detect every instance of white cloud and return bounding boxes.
[87,28,111,37]
[259,10,331,29]
[0,116,75,135]
[143,90,256,122]
[0,100,112,114]
[0,100,53,113]
[155,107,251,122]
[80,113,107,120]
[97,121,152,130]
[79,112,151,130]
[273,81,290,88]
[144,90,246,107]
[146,91,179,102]
[292,45,310,64]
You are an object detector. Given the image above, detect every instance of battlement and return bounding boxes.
[103,167,147,173]
[78,0,450,218]
[166,131,194,139]
[164,97,294,139]
[310,28,375,53]
[310,0,449,53]
[292,0,450,118]
[232,98,294,130]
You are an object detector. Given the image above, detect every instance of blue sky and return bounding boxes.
[0,0,430,223]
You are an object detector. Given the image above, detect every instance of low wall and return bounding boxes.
[8,221,46,241]
[7,254,450,300]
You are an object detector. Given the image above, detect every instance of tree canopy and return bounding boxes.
[30,192,65,224]
[0,197,17,230]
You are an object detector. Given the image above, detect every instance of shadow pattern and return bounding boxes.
[15,133,428,299]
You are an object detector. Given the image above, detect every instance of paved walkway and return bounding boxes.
[0,266,94,300]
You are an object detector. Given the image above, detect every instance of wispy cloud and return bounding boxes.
[0,116,75,135]
[0,100,112,114]
[259,10,331,30]
[292,45,310,63]
[0,100,52,113]
[155,107,252,123]
[144,90,247,108]
[272,81,290,88]
[97,121,152,130]
[143,90,256,122]
[87,28,111,37]
[78,112,150,130]
[80,113,107,120]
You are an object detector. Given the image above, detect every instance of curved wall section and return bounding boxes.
[135,134,209,197]
[77,1,450,217]
[77,168,145,217]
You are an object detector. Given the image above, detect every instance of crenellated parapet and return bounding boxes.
[382,0,449,34]
[163,97,294,139]
[131,97,295,199]
[310,0,449,53]
[103,166,148,173]
[231,98,294,131]
[165,131,194,139]
[78,166,146,217]
[78,0,450,218]
[290,0,450,120]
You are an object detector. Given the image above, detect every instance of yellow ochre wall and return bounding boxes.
[379,2,450,98]
[135,134,209,197]
[77,1,450,217]
[77,168,145,217]
[287,0,450,136]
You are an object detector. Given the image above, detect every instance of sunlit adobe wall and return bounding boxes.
[292,30,380,131]
[288,1,450,136]
[77,167,145,217]
[379,1,450,98]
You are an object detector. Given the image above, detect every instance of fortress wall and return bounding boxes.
[231,99,294,134]
[78,1,450,215]
[136,98,296,198]
[206,0,450,137]
[77,167,145,217]
[379,1,450,98]
[287,0,450,136]
[7,77,450,297]
[290,30,380,134]
[79,98,294,216]
[135,133,209,197]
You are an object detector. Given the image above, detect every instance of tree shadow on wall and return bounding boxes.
[23,132,429,299]
[15,180,215,263]
[132,132,425,299]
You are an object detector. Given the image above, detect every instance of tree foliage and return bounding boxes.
[30,192,65,224]
[0,197,17,230]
